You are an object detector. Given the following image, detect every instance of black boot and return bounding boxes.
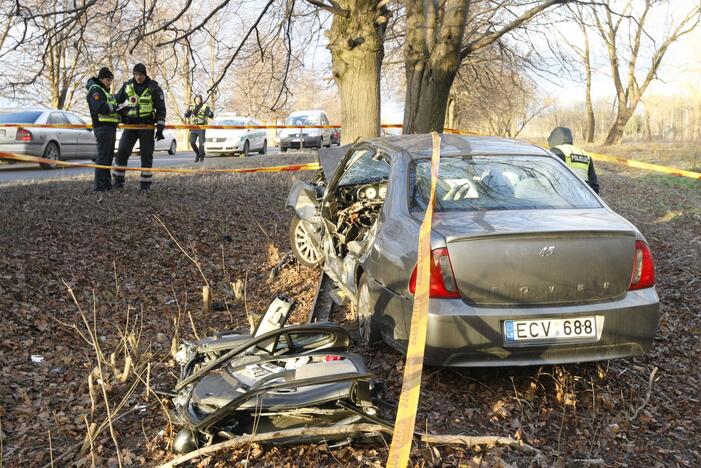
[140,182,151,192]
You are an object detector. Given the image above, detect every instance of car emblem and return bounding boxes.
[538,246,555,257]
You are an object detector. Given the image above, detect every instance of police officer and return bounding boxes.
[184,94,214,162]
[113,63,167,191]
[548,126,600,194]
[86,67,121,192]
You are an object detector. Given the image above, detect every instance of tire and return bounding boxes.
[259,139,267,155]
[242,140,250,157]
[324,135,331,148]
[356,274,381,345]
[280,144,288,153]
[168,140,177,155]
[289,215,323,268]
[39,142,60,169]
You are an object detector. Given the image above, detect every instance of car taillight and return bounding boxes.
[408,248,460,299]
[324,355,344,361]
[629,240,655,290]
[16,128,32,142]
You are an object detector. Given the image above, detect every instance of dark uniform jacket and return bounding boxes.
[85,77,117,128]
[548,126,600,194]
[114,76,167,125]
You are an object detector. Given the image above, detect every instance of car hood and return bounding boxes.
[317,145,351,181]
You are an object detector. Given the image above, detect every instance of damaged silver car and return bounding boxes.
[172,295,387,453]
[287,134,660,367]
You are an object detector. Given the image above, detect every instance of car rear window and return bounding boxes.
[286,115,321,126]
[0,111,43,123]
[214,118,247,126]
[411,156,601,211]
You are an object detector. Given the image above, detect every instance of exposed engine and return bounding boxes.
[333,182,387,253]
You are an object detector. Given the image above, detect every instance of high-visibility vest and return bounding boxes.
[188,106,209,126]
[553,144,591,181]
[89,85,119,123]
[125,83,154,118]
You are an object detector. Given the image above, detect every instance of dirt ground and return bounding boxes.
[0,150,699,467]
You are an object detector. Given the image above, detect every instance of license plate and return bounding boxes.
[503,317,598,345]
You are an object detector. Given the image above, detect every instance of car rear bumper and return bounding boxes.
[419,288,660,366]
[280,136,322,148]
[0,142,44,157]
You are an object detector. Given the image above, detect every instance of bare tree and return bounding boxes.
[401,0,570,134]
[562,4,597,142]
[593,0,701,145]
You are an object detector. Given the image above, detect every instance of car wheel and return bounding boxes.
[242,140,250,157]
[168,140,177,155]
[39,142,60,169]
[289,215,322,267]
[280,144,287,153]
[324,135,331,148]
[357,274,381,345]
[259,139,267,155]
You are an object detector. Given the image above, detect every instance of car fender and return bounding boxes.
[286,180,321,222]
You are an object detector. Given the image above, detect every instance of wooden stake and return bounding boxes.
[202,285,211,314]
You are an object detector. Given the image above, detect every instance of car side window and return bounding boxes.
[49,112,68,124]
[337,149,390,186]
[64,113,85,125]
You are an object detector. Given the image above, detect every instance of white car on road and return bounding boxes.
[278,110,334,152]
[115,128,177,155]
[204,116,267,157]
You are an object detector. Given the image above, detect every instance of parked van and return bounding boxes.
[278,110,333,152]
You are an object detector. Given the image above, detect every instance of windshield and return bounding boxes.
[214,118,248,126]
[286,115,321,126]
[411,156,601,211]
[0,111,43,124]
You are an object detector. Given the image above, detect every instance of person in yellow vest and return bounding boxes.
[548,126,600,194]
[86,67,123,192]
[184,94,214,162]
[113,63,167,191]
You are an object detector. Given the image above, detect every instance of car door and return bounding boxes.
[64,112,97,158]
[253,119,265,150]
[48,112,77,158]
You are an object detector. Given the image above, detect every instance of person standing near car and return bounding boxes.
[86,67,122,192]
[113,63,167,191]
[184,94,213,162]
[548,126,600,194]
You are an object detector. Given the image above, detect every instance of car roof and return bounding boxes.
[289,110,326,116]
[0,107,51,113]
[367,133,550,158]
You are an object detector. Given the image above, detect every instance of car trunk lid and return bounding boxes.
[431,209,636,305]
[0,126,19,144]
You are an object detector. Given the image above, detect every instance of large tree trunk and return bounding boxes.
[603,106,634,145]
[403,62,458,134]
[328,0,386,144]
[402,0,466,134]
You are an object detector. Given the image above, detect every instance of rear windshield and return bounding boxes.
[0,111,42,123]
[286,115,320,126]
[214,118,247,126]
[411,156,601,211]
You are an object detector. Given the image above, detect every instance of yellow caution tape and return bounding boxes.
[0,151,319,174]
[386,132,441,468]
[3,121,697,179]
[588,152,701,180]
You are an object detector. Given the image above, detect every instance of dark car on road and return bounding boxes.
[0,108,97,168]
[287,134,660,367]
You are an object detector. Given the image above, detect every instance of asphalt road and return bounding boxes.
[0,148,282,184]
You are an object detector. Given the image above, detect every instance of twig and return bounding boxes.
[159,424,540,467]
[187,310,200,340]
[48,428,54,468]
[155,215,209,287]
[628,366,658,422]
[83,416,96,467]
